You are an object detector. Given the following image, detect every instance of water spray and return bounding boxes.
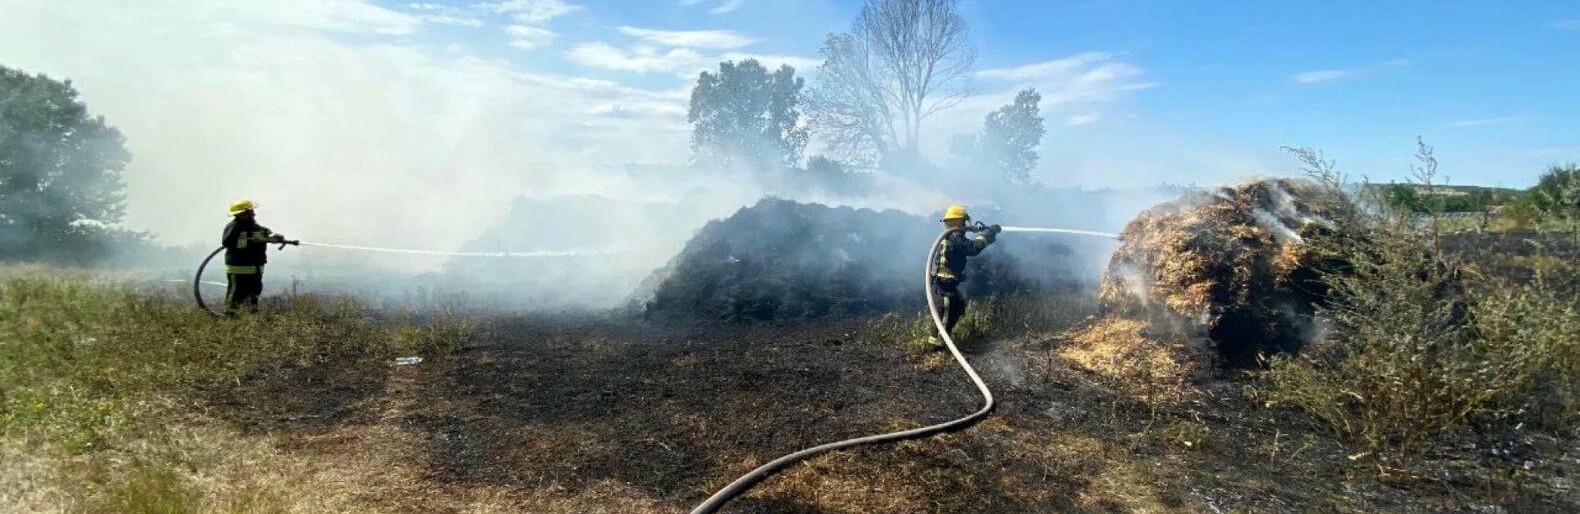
[191,240,615,316]
[998,226,1120,239]
[295,241,617,258]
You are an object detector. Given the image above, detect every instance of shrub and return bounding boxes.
[1262,145,1580,457]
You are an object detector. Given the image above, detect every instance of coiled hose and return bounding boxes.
[194,246,226,317]
[688,228,995,513]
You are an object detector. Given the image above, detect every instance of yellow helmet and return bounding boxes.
[940,204,970,222]
[228,199,256,216]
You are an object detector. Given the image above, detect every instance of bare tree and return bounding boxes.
[809,0,974,168]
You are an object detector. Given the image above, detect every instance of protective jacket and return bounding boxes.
[933,229,994,283]
[222,218,275,274]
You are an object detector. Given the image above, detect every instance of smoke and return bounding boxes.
[0,0,689,255]
[0,0,1184,312]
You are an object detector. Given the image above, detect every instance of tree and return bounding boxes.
[1529,164,1580,244]
[808,0,975,168]
[0,66,129,261]
[976,88,1044,183]
[687,59,807,171]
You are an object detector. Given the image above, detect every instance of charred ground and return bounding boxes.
[200,231,1578,513]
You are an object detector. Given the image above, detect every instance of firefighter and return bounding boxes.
[930,204,1000,346]
[221,199,290,316]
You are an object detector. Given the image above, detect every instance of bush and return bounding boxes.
[1262,147,1580,457]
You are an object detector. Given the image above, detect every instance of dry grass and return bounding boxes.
[0,267,473,513]
[1059,317,1210,405]
[867,292,1099,352]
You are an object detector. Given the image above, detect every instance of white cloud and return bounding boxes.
[1065,114,1101,127]
[224,0,424,35]
[975,52,1156,106]
[925,52,1153,166]
[975,52,1114,81]
[616,26,758,49]
[677,0,742,13]
[488,0,581,23]
[489,0,581,50]
[1292,69,1352,84]
[507,24,556,50]
[567,42,816,76]
[403,3,484,27]
[1291,59,1408,84]
[568,43,706,73]
[710,0,745,14]
[1446,116,1524,128]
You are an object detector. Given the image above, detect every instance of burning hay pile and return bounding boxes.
[1098,178,1354,365]
[637,198,1046,321]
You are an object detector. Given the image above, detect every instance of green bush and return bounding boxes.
[1262,147,1580,457]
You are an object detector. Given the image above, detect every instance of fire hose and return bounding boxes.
[689,223,1118,513]
[687,226,991,513]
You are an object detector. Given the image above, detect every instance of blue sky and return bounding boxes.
[2,0,1576,243]
[394,0,1579,188]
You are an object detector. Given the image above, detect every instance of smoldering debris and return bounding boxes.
[1098,178,1353,364]
[635,198,1070,322]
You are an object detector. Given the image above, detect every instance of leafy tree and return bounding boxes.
[688,59,808,171]
[1528,164,1580,243]
[976,88,1045,183]
[808,0,975,168]
[1530,165,1580,218]
[0,66,129,261]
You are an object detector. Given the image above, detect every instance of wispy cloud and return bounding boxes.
[616,26,757,49]
[1065,114,1102,127]
[975,52,1157,105]
[1547,19,1580,30]
[1291,59,1408,84]
[1292,69,1352,84]
[710,0,744,14]
[678,0,744,14]
[226,0,423,35]
[566,42,815,76]
[404,3,483,27]
[1446,116,1525,128]
[487,0,582,51]
[488,0,580,22]
[507,25,556,50]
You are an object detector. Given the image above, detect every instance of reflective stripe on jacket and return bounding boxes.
[222,219,273,267]
[933,230,991,282]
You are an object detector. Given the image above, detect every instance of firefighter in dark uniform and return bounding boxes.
[930,204,999,345]
[221,199,290,315]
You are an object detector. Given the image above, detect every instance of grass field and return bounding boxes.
[2,223,1577,513]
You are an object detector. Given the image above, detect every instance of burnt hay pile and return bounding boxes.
[637,198,1057,322]
[1099,179,1354,364]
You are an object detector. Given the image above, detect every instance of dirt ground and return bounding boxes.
[200,299,1579,513]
